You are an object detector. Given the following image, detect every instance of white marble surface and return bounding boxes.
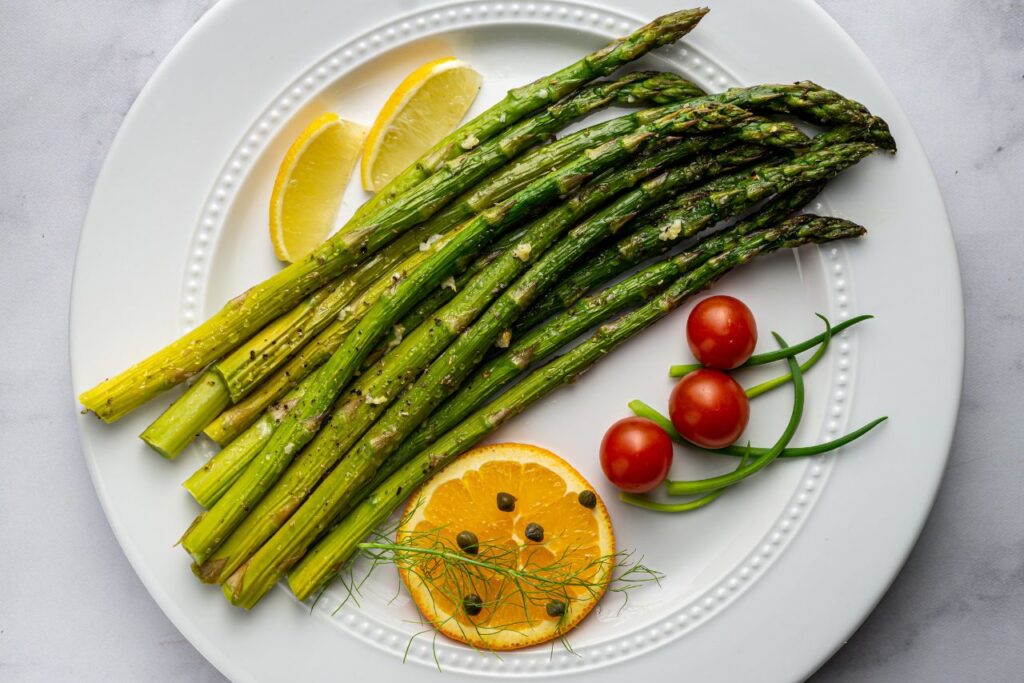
[1,1,1021,680]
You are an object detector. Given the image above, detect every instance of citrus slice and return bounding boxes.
[398,443,615,650]
[361,57,482,192]
[270,113,367,262]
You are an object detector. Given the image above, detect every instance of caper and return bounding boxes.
[546,600,566,618]
[496,491,517,512]
[463,594,484,617]
[578,490,597,509]
[456,530,479,554]
[525,522,544,542]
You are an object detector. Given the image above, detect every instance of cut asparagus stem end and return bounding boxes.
[139,371,231,459]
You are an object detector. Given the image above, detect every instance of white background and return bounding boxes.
[1,1,1021,680]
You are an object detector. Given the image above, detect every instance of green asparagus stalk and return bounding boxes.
[140,245,400,458]
[183,418,273,508]
[198,118,801,581]
[180,223,490,505]
[284,216,867,603]
[444,72,891,238]
[207,139,781,591]
[196,77,878,445]
[180,100,766,566]
[347,8,709,223]
[139,373,231,459]
[185,129,806,509]
[516,142,875,329]
[79,10,708,422]
[201,114,806,446]
[709,81,896,151]
[142,74,697,457]
[387,188,825,473]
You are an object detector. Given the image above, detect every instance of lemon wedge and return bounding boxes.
[361,57,482,192]
[270,113,367,263]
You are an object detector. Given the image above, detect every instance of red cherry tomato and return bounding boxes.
[600,417,674,493]
[669,369,750,449]
[686,295,757,370]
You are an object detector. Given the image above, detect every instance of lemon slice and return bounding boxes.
[398,442,615,650]
[361,57,482,192]
[270,113,367,263]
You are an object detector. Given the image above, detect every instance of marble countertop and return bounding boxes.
[2,1,1021,680]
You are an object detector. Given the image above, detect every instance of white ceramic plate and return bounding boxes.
[70,1,962,680]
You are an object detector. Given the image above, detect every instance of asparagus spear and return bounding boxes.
[708,81,896,151]
[385,185,825,475]
[516,142,875,329]
[143,74,698,457]
[429,77,884,235]
[184,122,809,508]
[347,8,709,224]
[196,118,804,577]
[189,117,810,498]
[216,159,834,604]
[180,100,767,565]
[199,140,781,586]
[140,244,401,458]
[283,216,868,603]
[202,115,805,446]
[188,121,821,496]
[221,146,871,601]
[78,10,708,422]
[175,79,880,447]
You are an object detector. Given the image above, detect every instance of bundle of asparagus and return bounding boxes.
[77,7,895,610]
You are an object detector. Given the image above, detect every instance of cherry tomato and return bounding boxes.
[600,417,673,493]
[669,369,749,449]
[686,295,757,369]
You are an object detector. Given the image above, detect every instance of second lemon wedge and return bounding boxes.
[361,57,482,193]
[270,113,367,263]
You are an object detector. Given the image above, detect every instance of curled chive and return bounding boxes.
[620,488,724,513]
[744,313,831,399]
[668,313,872,377]
[665,331,804,496]
[627,401,886,459]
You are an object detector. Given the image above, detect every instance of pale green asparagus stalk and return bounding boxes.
[141,72,702,458]
[79,9,709,422]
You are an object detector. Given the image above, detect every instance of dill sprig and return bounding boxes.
[320,500,661,667]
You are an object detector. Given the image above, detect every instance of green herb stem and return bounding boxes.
[619,489,724,512]
[630,397,887,459]
[668,313,872,377]
[665,332,803,496]
[743,314,831,399]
